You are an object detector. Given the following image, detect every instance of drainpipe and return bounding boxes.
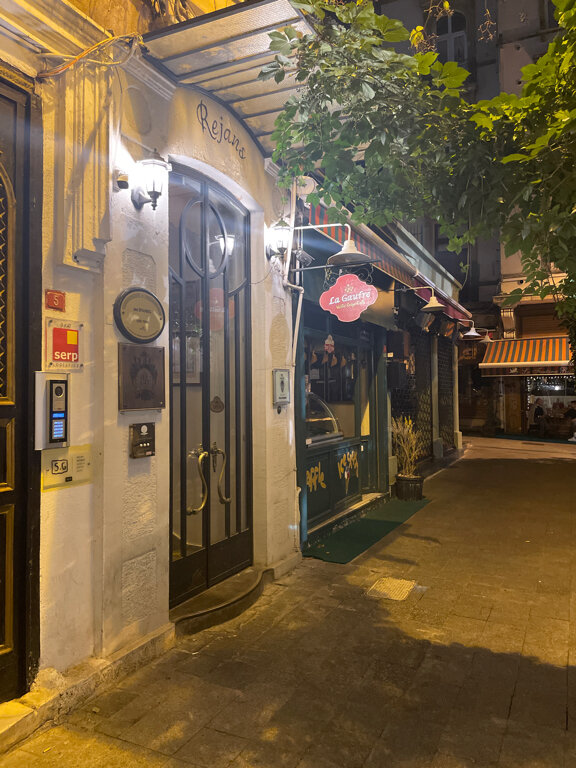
[281,181,306,547]
[281,181,305,367]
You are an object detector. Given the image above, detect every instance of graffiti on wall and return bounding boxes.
[337,450,359,494]
[307,462,327,493]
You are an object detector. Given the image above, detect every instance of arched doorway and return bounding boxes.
[169,166,252,606]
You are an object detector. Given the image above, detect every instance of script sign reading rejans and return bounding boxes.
[196,100,247,160]
[319,274,378,323]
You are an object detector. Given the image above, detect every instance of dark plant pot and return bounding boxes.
[395,474,424,501]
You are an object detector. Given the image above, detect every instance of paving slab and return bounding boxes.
[2,436,576,768]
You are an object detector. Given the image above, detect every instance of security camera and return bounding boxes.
[295,249,314,267]
[115,172,129,190]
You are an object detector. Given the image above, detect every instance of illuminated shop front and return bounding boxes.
[479,336,574,436]
[294,209,469,540]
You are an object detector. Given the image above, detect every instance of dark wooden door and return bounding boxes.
[168,167,252,607]
[0,78,39,702]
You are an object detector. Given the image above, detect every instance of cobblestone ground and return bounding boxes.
[2,437,576,768]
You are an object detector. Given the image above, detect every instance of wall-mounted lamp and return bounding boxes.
[460,320,492,341]
[267,220,378,269]
[400,285,445,313]
[266,218,292,259]
[131,148,171,211]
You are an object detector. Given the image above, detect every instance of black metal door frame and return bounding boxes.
[169,167,252,607]
[0,70,41,702]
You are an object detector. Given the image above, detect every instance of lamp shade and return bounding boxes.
[326,239,372,266]
[421,294,444,313]
[463,326,482,340]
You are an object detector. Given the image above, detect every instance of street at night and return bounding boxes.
[3,438,576,767]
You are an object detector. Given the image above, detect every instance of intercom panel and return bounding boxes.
[48,379,68,444]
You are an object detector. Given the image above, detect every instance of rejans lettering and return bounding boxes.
[196,100,247,160]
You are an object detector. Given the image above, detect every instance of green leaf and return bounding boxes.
[361,82,376,100]
[470,112,494,130]
[501,153,530,164]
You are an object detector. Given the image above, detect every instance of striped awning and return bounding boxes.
[479,336,571,369]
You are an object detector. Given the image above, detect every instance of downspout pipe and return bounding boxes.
[281,181,305,367]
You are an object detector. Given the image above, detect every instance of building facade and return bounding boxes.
[0,0,467,717]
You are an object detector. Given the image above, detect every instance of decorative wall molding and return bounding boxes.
[54,66,111,272]
[500,306,516,338]
[264,158,280,179]
[0,0,108,56]
[123,54,176,102]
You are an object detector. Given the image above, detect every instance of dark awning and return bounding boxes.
[143,0,312,156]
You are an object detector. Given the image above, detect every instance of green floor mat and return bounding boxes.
[303,498,429,564]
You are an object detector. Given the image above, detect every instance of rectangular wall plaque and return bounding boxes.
[45,319,83,371]
[273,369,291,406]
[41,444,93,490]
[118,344,165,411]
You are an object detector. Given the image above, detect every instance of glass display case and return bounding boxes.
[305,393,343,445]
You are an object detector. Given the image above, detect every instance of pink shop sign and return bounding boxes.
[319,274,378,323]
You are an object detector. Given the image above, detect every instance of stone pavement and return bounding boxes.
[2,436,576,768]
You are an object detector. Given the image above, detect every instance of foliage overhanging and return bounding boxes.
[260,0,576,363]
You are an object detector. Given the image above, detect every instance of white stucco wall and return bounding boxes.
[38,47,300,668]
[0,0,302,675]
[38,75,103,670]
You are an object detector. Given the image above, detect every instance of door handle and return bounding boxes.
[187,446,209,514]
[210,442,231,505]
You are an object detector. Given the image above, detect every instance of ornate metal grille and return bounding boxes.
[413,332,433,458]
[0,178,7,399]
[389,330,433,459]
[438,337,454,450]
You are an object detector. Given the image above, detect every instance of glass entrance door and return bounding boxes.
[169,168,252,606]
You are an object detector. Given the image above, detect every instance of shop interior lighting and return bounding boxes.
[216,235,235,255]
[131,148,171,211]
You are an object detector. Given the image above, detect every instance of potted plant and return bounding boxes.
[391,416,424,500]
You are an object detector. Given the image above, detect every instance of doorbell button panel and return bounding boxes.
[129,422,155,458]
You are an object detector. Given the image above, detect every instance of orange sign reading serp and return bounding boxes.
[53,328,79,362]
[46,319,83,370]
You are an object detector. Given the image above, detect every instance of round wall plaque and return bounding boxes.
[113,287,165,344]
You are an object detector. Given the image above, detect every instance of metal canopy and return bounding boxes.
[143,0,311,156]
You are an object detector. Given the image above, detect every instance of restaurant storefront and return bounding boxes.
[294,208,467,541]
[479,336,575,437]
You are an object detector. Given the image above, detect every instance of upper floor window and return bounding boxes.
[436,11,468,66]
[543,0,559,29]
